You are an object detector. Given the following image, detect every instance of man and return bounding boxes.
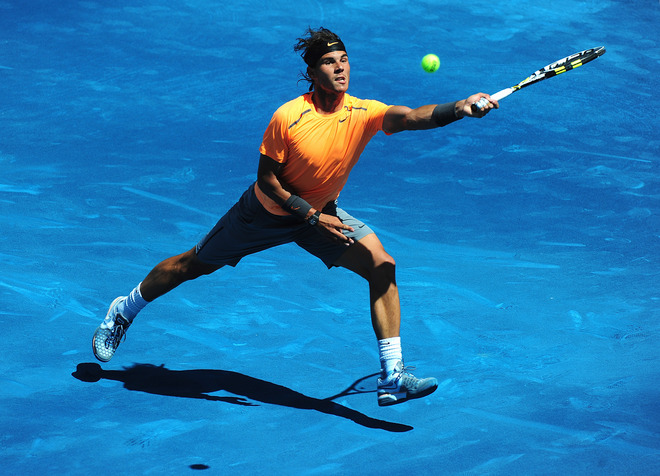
[93,27,497,407]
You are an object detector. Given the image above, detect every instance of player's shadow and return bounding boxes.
[72,363,412,433]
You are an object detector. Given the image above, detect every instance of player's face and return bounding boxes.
[310,51,350,94]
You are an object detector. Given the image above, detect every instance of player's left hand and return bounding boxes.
[459,93,499,118]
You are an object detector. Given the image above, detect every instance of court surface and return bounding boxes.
[1,1,659,474]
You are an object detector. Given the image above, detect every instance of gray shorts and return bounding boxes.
[195,184,373,268]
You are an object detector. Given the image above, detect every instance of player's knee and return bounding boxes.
[371,251,396,284]
[172,250,216,280]
[191,254,221,278]
[378,253,396,274]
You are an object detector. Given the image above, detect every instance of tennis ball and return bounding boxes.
[421,54,440,73]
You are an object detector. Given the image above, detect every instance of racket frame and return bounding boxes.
[474,46,606,107]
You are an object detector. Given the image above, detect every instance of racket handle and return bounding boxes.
[472,88,514,110]
[473,97,490,109]
[491,89,513,101]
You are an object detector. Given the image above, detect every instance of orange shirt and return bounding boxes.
[257,92,390,215]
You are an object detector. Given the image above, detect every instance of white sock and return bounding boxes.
[378,337,403,378]
[116,282,149,322]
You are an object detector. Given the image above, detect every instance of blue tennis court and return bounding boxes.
[2,1,659,474]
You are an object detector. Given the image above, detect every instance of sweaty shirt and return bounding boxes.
[257,92,391,215]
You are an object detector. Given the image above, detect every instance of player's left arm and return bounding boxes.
[382,93,498,134]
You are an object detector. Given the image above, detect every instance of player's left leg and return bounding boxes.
[333,233,399,339]
[334,234,438,406]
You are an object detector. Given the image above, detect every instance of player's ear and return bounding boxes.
[307,66,316,80]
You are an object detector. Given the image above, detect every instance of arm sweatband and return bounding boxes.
[283,195,313,220]
[432,102,462,127]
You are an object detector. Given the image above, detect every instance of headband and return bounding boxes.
[303,39,347,67]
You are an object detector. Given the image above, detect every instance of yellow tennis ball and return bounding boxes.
[421,54,440,73]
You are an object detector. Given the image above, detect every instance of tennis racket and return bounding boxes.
[473,46,606,110]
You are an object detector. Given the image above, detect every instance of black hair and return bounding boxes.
[293,27,345,91]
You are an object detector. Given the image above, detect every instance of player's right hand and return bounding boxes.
[318,214,355,245]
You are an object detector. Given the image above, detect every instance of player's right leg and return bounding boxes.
[92,248,221,362]
[92,183,309,362]
[139,247,222,302]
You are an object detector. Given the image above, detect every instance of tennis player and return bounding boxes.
[93,27,497,407]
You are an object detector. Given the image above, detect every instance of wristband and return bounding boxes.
[432,102,461,127]
[283,195,312,220]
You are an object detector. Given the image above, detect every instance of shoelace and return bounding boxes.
[105,321,128,350]
[396,366,422,391]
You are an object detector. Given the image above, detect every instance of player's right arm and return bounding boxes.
[256,153,292,207]
[256,154,353,243]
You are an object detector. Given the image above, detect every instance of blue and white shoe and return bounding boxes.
[377,361,438,407]
[92,297,130,362]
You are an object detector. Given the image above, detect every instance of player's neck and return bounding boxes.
[311,90,345,115]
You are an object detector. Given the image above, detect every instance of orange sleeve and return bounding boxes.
[259,106,290,163]
[364,99,391,135]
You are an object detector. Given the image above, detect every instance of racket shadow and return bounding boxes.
[72,363,413,433]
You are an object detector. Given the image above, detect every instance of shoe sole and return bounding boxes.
[378,379,439,407]
[92,297,125,363]
[92,328,112,362]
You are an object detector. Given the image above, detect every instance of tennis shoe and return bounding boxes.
[377,361,438,407]
[92,296,131,362]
